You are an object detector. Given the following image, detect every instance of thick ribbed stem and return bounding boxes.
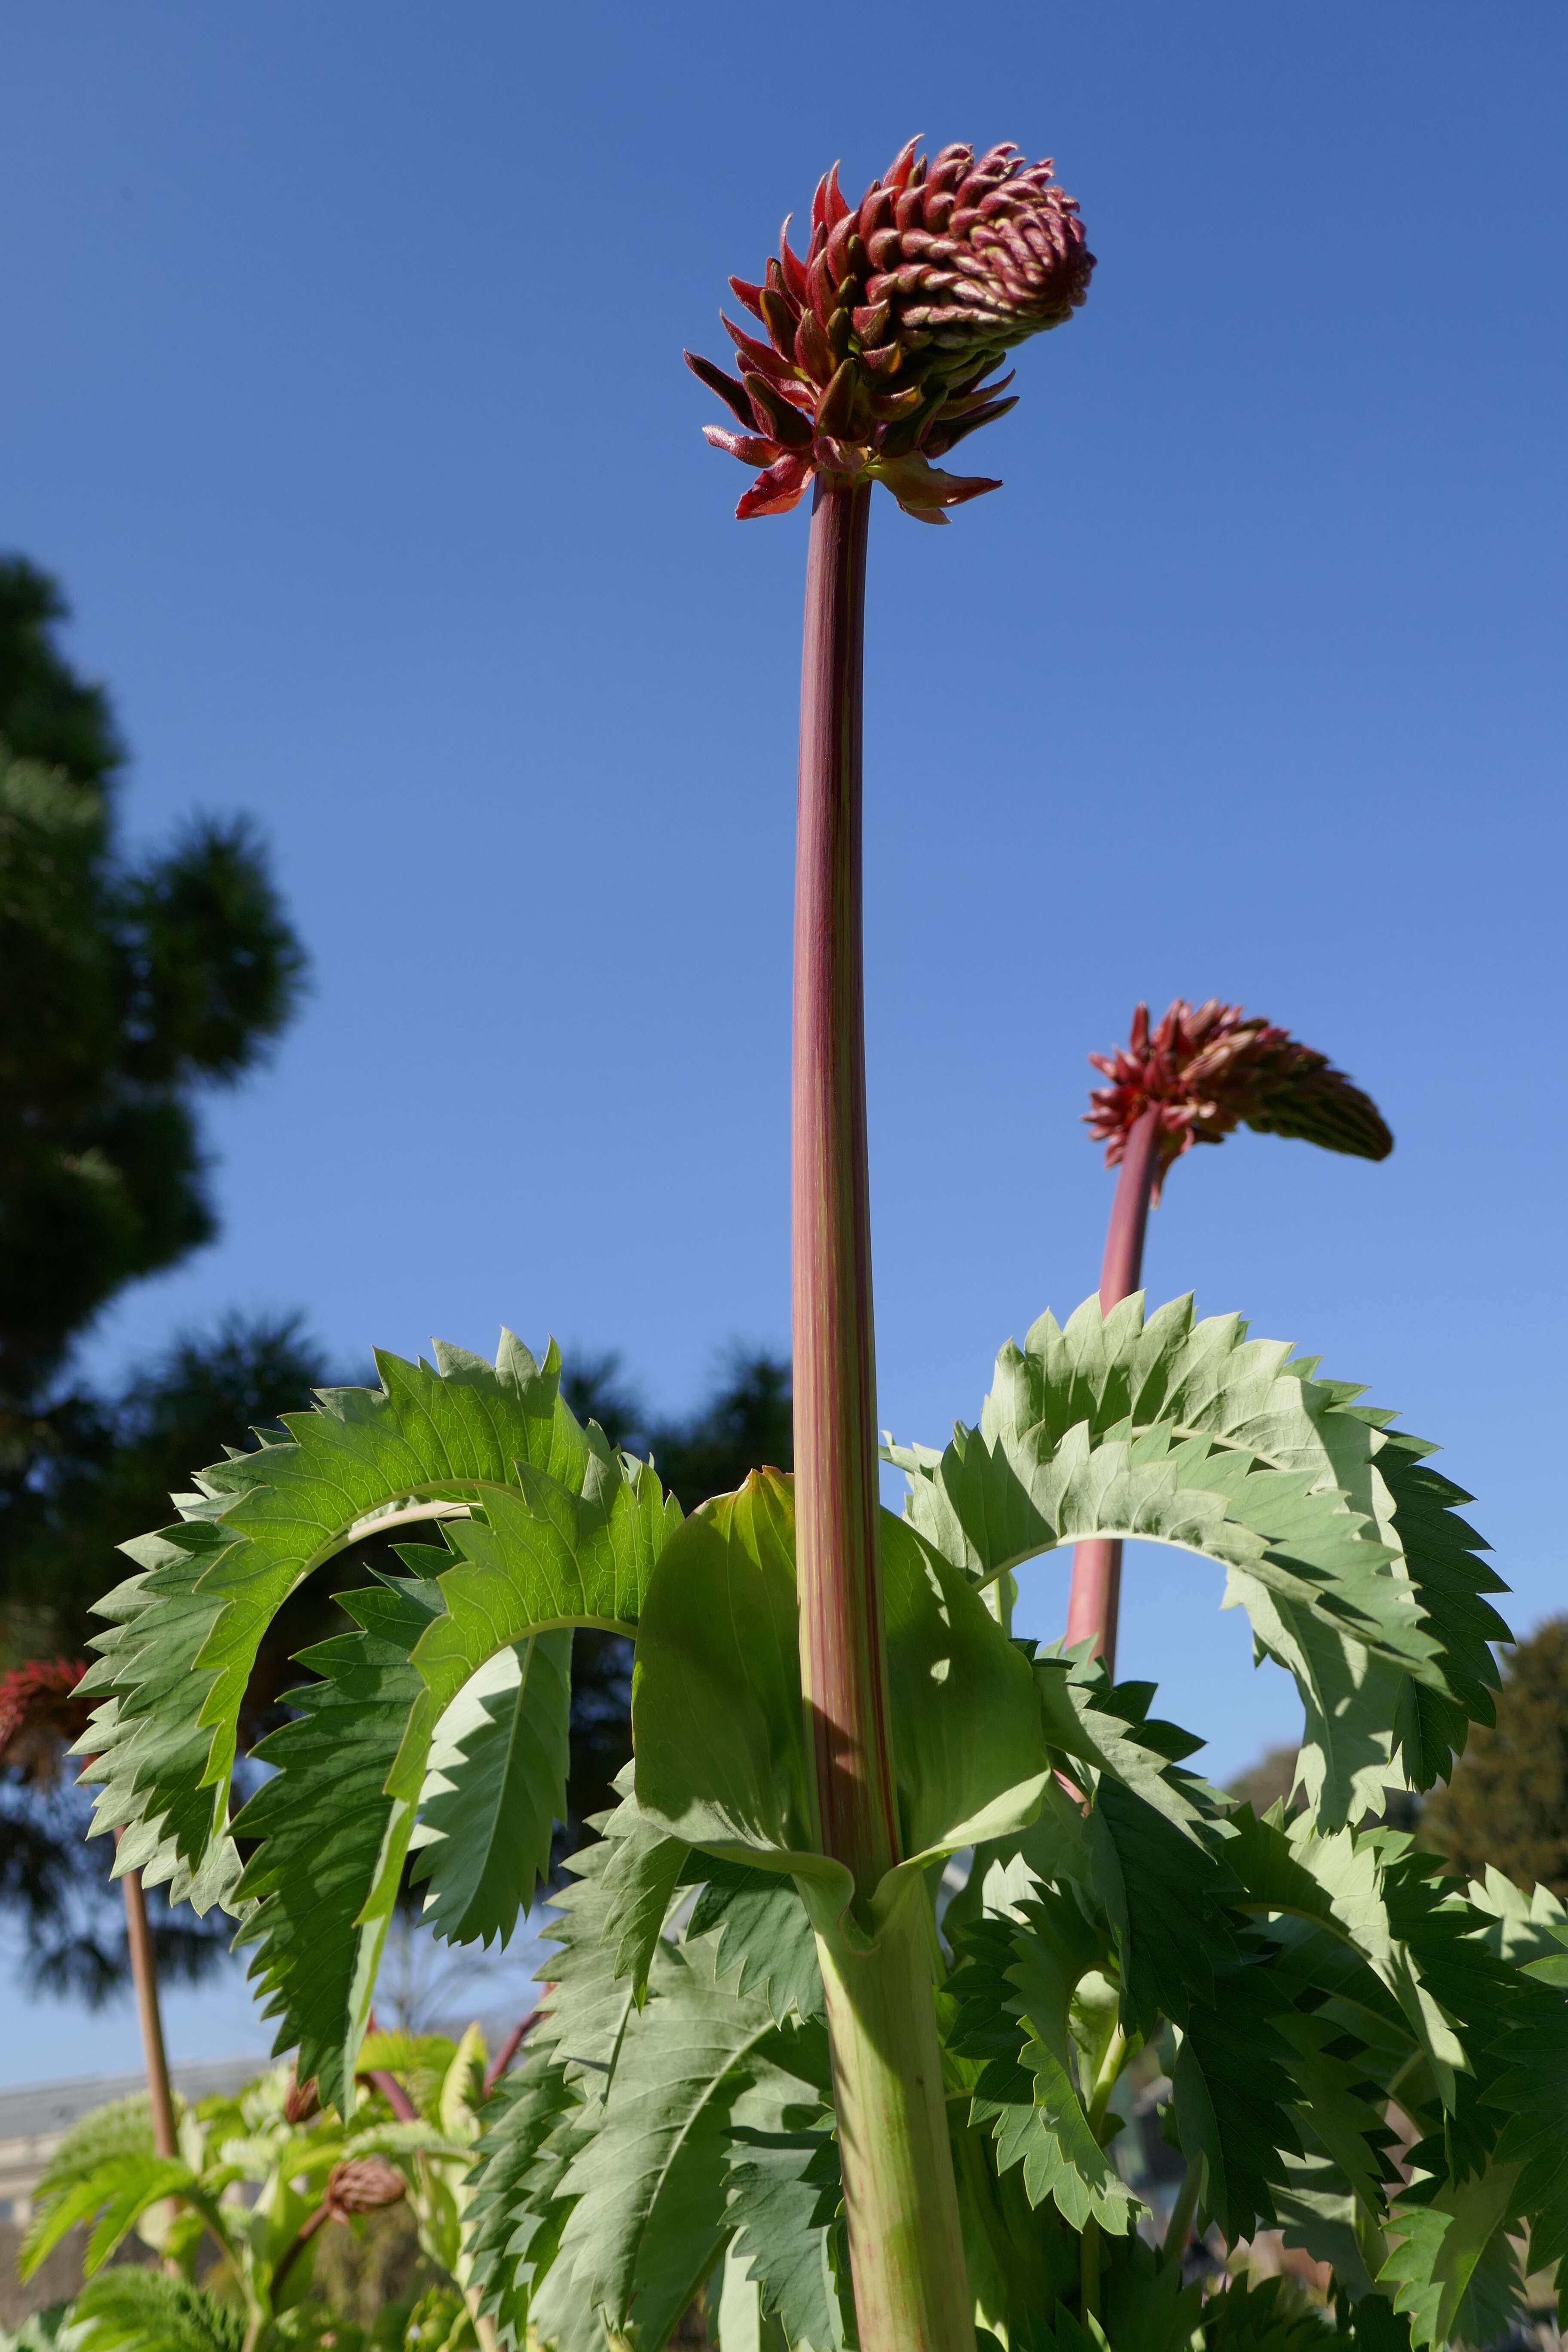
[793,478,898,1902]
[1063,1106,1162,1675]
[815,1892,977,2352]
[122,1865,178,2158]
[793,478,974,2352]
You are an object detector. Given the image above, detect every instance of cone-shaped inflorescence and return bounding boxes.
[1086,997,1393,1206]
[686,137,1094,523]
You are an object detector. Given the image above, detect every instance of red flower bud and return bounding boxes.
[1085,998,1393,1202]
[686,139,1094,521]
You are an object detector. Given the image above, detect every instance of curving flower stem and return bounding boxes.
[793,478,974,2352]
[1062,1104,1162,1675]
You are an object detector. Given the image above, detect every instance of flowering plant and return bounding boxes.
[67,143,1561,2352]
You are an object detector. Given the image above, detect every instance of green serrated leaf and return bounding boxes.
[68,2271,245,2352]
[948,1899,1139,2237]
[632,1471,1050,1922]
[726,2118,845,2351]
[229,1575,441,2115]
[553,1935,786,2338]
[1222,1810,1468,2112]
[1378,2162,1521,2350]
[21,2155,200,2280]
[596,1770,691,2006]
[890,1295,1506,1838]
[1197,2273,1333,2352]
[463,2055,578,2346]
[1085,1776,1235,2035]
[79,1334,662,1899]
[688,1860,826,2025]
[1272,2006,1396,2209]
[410,1627,572,1948]
[1174,1961,1301,2242]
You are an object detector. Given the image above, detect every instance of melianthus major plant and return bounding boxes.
[70,138,1565,2352]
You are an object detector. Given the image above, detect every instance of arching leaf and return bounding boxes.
[887,1294,1504,1828]
[77,1333,675,1902]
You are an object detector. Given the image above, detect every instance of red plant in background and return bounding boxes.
[1,1654,178,2157]
[1067,998,1393,1673]
[686,137,1093,521]
[0,1657,94,1778]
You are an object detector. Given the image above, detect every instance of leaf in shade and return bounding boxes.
[687,1859,825,2024]
[726,2117,846,2351]
[596,1773,689,2005]
[229,1575,443,2116]
[551,1936,791,2340]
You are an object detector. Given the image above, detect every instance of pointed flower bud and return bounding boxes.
[1086,999,1393,1201]
[686,138,1094,522]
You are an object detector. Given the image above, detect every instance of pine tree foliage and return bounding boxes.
[65,1295,1565,2350]
[0,556,306,1414]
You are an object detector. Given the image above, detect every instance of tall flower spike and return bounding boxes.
[1085,997,1393,1205]
[686,138,1094,522]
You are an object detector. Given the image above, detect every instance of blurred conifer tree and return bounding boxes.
[0,552,795,1996]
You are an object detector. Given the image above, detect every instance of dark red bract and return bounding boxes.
[686,138,1094,522]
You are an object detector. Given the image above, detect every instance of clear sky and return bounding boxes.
[3,0,1565,2077]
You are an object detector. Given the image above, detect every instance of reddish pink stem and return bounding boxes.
[792,478,900,1906]
[1062,1105,1163,1676]
[483,2009,539,2095]
[359,2010,418,2121]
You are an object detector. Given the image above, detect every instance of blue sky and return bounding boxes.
[3,1,1565,2077]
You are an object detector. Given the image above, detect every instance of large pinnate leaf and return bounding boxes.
[1173,1962,1302,2242]
[1084,1775,1236,2034]
[725,2107,846,2351]
[632,1471,1050,1920]
[1378,2162,1523,2351]
[949,1897,1142,2236]
[888,1293,1505,1828]
[410,1626,572,1948]
[550,1936,805,2341]
[20,2154,203,2278]
[464,2055,579,2348]
[77,1334,673,1899]
[593,1776,692,2009]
